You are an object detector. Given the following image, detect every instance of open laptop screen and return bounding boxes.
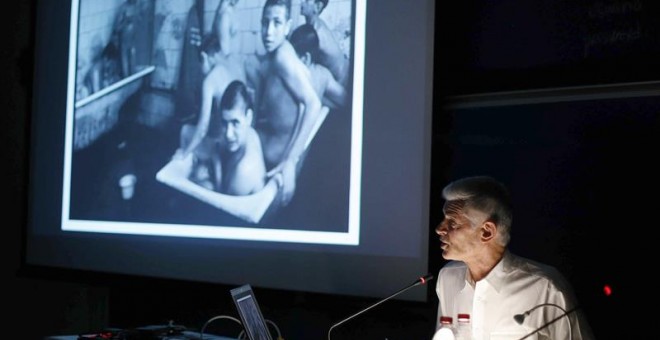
[230,284,273,340]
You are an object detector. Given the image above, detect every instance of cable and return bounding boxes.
[200,315,283,340]
[236,318,283,340]
[199,315,243,340]
[265,319,283,340]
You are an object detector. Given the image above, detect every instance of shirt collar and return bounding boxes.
[464,250,513,293]
[484,250,514,293]
[463,267,474,288]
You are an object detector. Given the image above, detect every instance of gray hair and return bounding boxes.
[442,176,512,246]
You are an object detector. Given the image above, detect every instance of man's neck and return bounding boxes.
[305,15,319,26]
[466,247,506,282]
[267,42,285,58]
[223,144,247,165]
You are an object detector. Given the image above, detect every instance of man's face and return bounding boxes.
[221,106,251,153]
[435,200,482,261]
[261,5,291,53]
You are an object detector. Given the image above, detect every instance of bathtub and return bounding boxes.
[73,66,155,150]
[156,106,330,224]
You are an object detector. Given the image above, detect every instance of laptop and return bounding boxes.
[230,284,274,340]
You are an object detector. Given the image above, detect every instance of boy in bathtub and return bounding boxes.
[212,80,267,195]
[190,80,266,196]
[175,34,245,165]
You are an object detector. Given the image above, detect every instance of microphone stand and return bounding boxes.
[327,274,434,340]
[515,305,580,340]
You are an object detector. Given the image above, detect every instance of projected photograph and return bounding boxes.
[63,0,364,244]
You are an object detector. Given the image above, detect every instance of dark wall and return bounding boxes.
[1,2,107,339]
[434,3,653,337]
[5,1,651,339]
[439,96,654,339]
[1,2,106,339]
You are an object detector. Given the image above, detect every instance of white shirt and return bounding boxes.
[435,251,594,340]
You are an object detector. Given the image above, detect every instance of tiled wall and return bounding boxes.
[77,0,127,93]
[151,0,354,90]
[75,0,152,150]
[151,0,192,90]
[316,0,353,58]
[75,0,354,93]
[72,0,354,149]
[75,0,354,94]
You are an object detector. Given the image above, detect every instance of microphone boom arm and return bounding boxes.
[327,274,434,340]
[516,305,580,340]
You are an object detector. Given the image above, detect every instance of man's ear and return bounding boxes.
[300,52,312,66]
[246,108,254,125]
[315,1,324,14]
[481,221,497,242]
[285,19,292,36]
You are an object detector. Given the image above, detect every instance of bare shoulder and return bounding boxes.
[272,42,302,70]
[247,128,265,155]
[237,130,267,191]
[315,63,333,81]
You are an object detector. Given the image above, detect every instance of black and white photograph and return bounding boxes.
[64,0,365,244]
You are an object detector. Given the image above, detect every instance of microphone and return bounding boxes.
[327,273,435,340]
[514,303,580,340]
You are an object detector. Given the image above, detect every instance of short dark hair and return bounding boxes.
[318,0,328,12]
[209,81,252,138]
[263,0,291,19]
[200,34,220,55]
[220,80,252,113]
[289,24,320,62]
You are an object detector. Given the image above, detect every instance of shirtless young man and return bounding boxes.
[208,80,266,195]
[212,0,240,58]
[289,23,347,110]
[251,0,323,205]
[176,34,245,161]
[300,0,349,86]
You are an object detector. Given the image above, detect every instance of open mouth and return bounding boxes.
[440,239,449,249]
